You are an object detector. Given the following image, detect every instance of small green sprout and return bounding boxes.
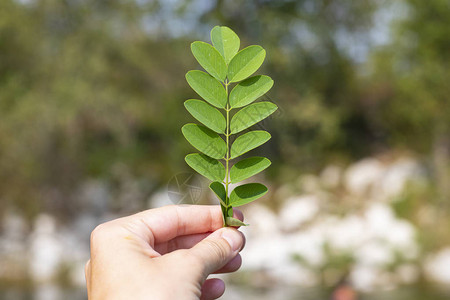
[182,26,277,227]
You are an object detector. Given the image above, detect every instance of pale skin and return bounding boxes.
[85,205,246,300]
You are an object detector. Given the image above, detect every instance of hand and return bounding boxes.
[85,205,246,300]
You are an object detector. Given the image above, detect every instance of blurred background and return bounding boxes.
[0,0,449,299]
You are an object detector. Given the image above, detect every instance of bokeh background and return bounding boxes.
[1,0,449,299]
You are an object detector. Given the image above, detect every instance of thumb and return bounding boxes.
[186,227,244,277]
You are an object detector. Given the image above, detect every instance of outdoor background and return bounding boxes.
[1,0,450,299]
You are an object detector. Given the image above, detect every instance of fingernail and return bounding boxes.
[221,229,242,252]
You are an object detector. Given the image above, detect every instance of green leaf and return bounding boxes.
[230,157,271,184]
[211,26,240,65]
[185,154,225,182]
[191,41,227,82]
[186,70,227,108]
[182,124,227,159]
[230,102,278,134]
[227,45,266,83]
[223,206,234,226]
[229,75,274,108]
[226,217,248,227]
[229,183,268,207]
[211,182,233,226]
[230,130,271,159]
[209,181,226,206]
[184,99,226,134]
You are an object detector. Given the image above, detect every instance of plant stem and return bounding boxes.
[224,80,230,227]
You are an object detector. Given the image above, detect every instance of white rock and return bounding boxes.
[379,158,423,200]
[279,195,320,231]
[29,214,63,282]
[324,215,368,251]
[344,158,385,196]
[270,262,318,286]
[364,203,396,237]
[320,165,342,189]
[350,265,380,292]
[241,232,320,287]
[290,229,325,267]
[425,248,450,284]
[240,204,278,237]
[350,266,396,292]
[384,220,418,256]
[354,241,393,266]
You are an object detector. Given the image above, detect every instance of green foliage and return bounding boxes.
[184,99,226,134]
[229,75,274,108]
[181,124,227,159]
[186,70,227,108]
[229,183,268,207]
[230,157,271,184]
[230,102,278,134]
[185,154,225,182]
[183,26,277,226]
[227,46,266,83]
[211,26,240,64]
[230,131,271,159]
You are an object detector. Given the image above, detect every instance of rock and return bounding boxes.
[354,241,394,266]
[379,158,424,200]
[344,158,385,196]
[425,248,450,284]
[29,214,63,283]
[240,204,278,237]
[323,215,368,251]
[364,202,396,237]
[320,165,343,189]
[350,266,395,292]
[279,195,320,231]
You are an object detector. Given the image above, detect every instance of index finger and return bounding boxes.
[128,205,243,245]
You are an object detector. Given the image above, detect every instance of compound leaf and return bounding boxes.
[229,75,274,108]
[229,183,268,207]
[227,45,266,83]
[230,157,271,184]
[230,130,271,159]
[182,124,226,159]
[230,102,278,134]
[186,70,227,108]
[185,154,225,182]
[191,41,227,82]
[211,26,240,64]
[184,99,226,134]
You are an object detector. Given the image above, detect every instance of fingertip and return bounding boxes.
[200,278,225,300]
[220,227,245,252]
[213,253,242,274]
[233,209,244,222]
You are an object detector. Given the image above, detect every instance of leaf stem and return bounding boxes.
[224,79,230,227]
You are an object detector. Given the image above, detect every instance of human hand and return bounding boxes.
[85,205,245,300]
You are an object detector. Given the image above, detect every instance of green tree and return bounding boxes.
[369,0,450,202]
